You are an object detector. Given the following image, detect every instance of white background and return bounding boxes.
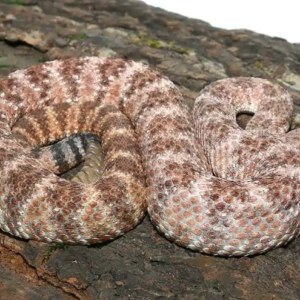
[143,0,299,43]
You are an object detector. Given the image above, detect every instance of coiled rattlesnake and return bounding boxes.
[0,57,299,256]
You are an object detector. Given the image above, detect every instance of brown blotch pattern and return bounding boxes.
[0,59,299,256]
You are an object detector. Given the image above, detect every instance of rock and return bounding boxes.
[1,1,300,300]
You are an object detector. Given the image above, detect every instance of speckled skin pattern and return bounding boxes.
[0,57,300,256]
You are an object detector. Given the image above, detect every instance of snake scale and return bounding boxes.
[0,57,300,256]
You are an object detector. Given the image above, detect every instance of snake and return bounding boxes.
[0,57,300,256]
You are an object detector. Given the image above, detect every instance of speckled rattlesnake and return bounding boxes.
[0,57,300,257]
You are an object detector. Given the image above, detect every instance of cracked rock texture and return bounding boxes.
[1,0,300,299]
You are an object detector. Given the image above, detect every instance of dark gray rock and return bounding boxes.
[1,1,300,299]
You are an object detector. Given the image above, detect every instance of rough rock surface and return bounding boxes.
[1,0,300,299]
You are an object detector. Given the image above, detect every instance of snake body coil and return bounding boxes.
[0,57,299,256]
